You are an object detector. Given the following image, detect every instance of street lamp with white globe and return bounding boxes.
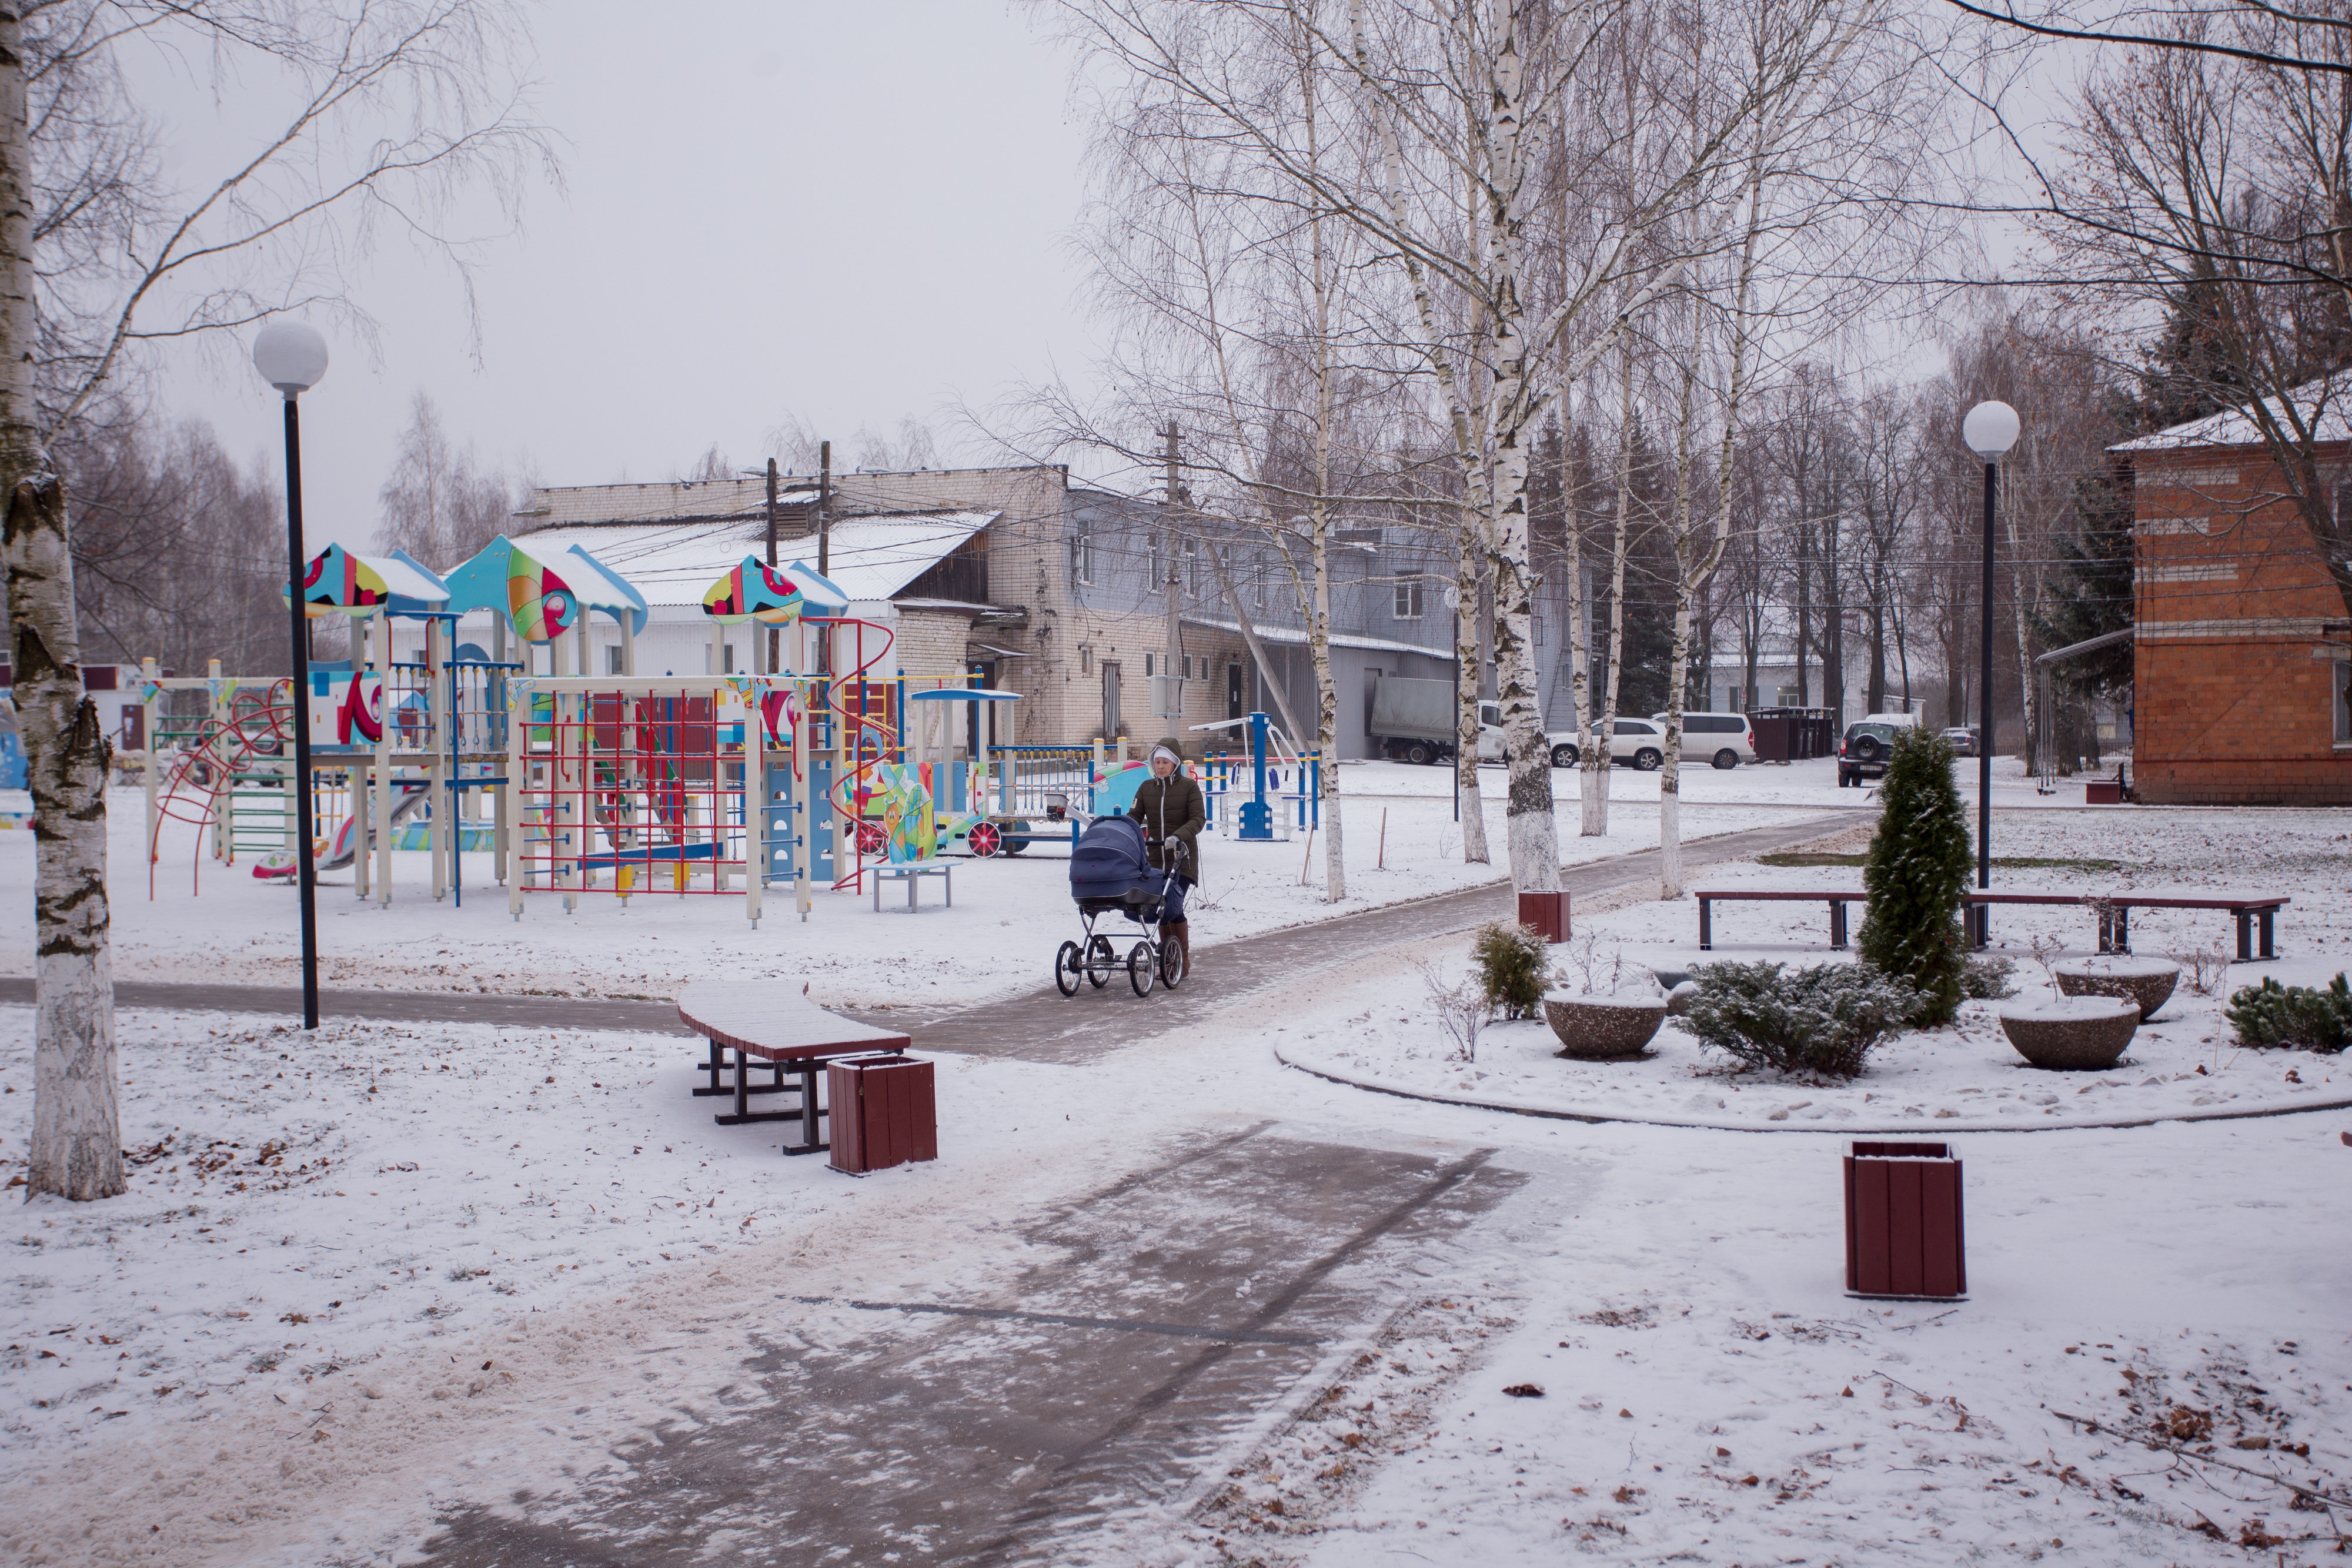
[253,321,328,1029]
[1962,399,2020,943]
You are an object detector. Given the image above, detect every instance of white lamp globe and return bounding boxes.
[1962,400,2020,460]
[252,322,329,396]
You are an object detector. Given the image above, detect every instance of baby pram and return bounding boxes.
[1056,814,1185,997]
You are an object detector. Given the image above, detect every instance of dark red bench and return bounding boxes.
[1697,889,2288,961]
[1695,890,1865,951]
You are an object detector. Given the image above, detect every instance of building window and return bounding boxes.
[606,644,624,675]
[1144,652,1154,677]
[1184,537,1200,595]
[1533,616,1545,645]
[1081,644,1094,676]
[722,642,736,674]
[1149,531,1163,591]
[2336,657,2352,747]
[1071,526,1095,586]
[1394,581,1425,620]
[1184,654,1195,680]
[1254,553,1269,608]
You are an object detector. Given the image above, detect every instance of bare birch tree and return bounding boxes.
[6,0,552,1202]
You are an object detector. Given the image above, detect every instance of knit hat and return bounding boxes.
[1150,744,1181,767]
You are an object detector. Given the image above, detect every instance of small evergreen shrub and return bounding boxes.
[1856,728,1975,1025]
[1960,955,2019,1001]
[1471,920,1551,1020]
[2224,974,2352,1054]
[1683,961,1920,1079]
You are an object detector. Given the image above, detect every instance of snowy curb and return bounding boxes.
[1273,1042,2352,1135]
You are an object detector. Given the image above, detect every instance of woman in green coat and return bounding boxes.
[1128,744,1203,978]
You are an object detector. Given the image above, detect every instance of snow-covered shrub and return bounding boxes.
[1960,954,2018,1001]
[1856,728,1973,1025]
[2224,974,2352,1054]
[1683,961,1920,1079]
[1419,961,1485,1062]
[1470,920,1550,1020]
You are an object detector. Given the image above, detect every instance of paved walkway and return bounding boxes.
[4,813,1843,1564]
[413,1126,1524,1567]
[0,809,1856,1066]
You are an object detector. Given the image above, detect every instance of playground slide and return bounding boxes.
[259,783,432,877]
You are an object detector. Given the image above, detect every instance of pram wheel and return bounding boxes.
[1128,941,1157,997]
[1054,940,1084,997]
[1158,936,1184,988]
[1086,935,1116,988]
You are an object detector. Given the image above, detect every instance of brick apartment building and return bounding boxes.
[2116,400,2352,805]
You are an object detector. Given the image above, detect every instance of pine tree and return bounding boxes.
[1856,728,1975,1026]
[2034,465,2135,694]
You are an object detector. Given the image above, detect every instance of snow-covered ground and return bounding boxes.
[4,787,2350,1566]
[1284,808,2352,1131]
[2,776,1821,1008]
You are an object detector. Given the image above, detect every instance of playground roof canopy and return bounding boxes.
[286,544,449,617]
[553,543,650,634]
[511,511,997,611]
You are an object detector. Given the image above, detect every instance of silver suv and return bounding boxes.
[1651,711,1759,769]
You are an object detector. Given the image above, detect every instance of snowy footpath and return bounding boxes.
[3,783,2350,1565]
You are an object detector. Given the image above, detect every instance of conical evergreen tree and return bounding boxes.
[1856,728,1975,1026]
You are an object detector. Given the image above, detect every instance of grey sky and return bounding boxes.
[159,1,1095,556]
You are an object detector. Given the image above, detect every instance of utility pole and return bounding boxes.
[817,439,832,579]
[764,457,779,673]
[1162,423,1184,731]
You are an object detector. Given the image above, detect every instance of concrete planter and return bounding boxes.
[1996,995,2140,1071]
[1544,991,1668,1060]
[2052,957,2179,1022]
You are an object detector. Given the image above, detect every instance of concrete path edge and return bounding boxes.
[1272,1042,2352,1135]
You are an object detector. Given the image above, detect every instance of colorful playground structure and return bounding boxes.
[135,533,1325,922]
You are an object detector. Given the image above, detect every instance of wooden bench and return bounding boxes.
[871,862,953,913]
[1698,888,2289,961]
[678,981,912,1155]
[1696,889,1864,951]
[2078,893,2286,961]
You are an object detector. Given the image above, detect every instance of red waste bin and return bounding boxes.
[1517,890,1571,944]
[1844,1141,1966,1299]
[828,1053,938,1175]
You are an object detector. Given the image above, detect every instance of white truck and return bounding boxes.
[1368,677,1581,765]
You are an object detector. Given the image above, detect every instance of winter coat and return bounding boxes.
[1128,770,1204,886]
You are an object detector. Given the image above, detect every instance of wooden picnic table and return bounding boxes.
[677,981,911,1155]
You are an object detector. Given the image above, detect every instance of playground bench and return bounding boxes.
[871,862,953,913]
[677,981,911,1155]
[1695,888,2288,961]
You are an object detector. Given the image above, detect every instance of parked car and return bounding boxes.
[1838,719,1908,787]
[1940,726,1979,757]
[1471,700,1585,768]
[1649,710,1758,769]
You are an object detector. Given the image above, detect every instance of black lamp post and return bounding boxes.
[253,322,330,1029]
[1962,399,2020,947]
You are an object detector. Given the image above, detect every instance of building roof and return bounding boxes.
[2111,372,2352,453]
[513,477,824,529]
[1182,615,1452,659]
[514,511,997,609]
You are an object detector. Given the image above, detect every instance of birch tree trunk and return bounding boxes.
[1582,339,1637,838]
[1305,115,1345,901]
[1659,335,1703,900]
[1552,375,1589,815]
[1452,534,1489,864]
[3,8,121,1202]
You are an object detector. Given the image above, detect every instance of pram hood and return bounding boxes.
[1070,814,1152,901]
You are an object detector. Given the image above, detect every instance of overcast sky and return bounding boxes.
[156,1,1098,554]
